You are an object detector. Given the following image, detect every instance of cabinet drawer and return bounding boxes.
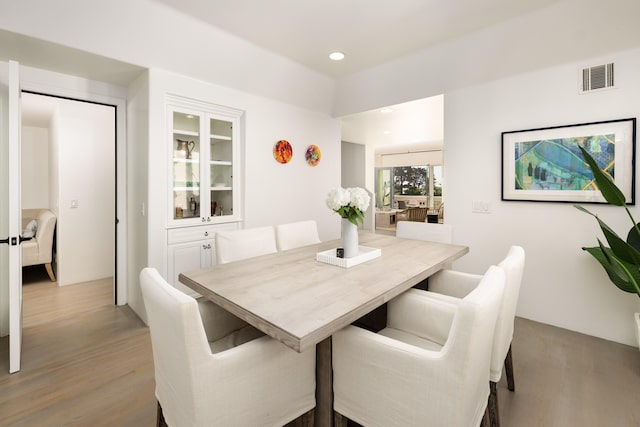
[167,222,239,244]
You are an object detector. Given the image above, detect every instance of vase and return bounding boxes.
[341,218,359,258]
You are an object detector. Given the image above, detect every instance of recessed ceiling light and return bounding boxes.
[186,115,194,119]
[329,52,345,61]
[380,108,394,113]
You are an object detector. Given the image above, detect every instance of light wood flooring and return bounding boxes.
[0,268,155,426]
[1,267,639,426]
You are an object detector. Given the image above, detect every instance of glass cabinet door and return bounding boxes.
[168,97,242,227]
[172,110,202,222]
[209,117,233,218]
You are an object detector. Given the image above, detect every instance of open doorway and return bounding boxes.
[340,94,444,233]
[20,92,116,304]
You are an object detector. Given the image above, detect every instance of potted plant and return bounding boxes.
[575,146,640,349]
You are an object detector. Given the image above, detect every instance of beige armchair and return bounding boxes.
[22,209,57,281]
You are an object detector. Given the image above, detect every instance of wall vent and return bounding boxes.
[581,63,615,92]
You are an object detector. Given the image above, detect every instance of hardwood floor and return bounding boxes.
[0,269,156,426]
[1,268,639,426]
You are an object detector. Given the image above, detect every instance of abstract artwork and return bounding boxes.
[305,144,321,166]
[273,140,293,164]
[502,118,636,203]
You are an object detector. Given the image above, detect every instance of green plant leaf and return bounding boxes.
[600,242,640,296]
[578,146,626,206]
[627,222,640,252]
[576,202,640,265]
[595,216,640,265]
[583,244,639,294]
[574,204,596,217]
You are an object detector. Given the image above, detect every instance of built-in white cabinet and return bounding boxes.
[166,223,238,297]
[166,95,243,295]
[167,96,242,226]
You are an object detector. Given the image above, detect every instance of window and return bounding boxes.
[392,166,428,196]
[376,165,442,209]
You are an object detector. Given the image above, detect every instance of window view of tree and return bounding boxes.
[433,165,443,196]
[393,166,428,195]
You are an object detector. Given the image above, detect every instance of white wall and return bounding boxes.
[342,141,365,188]
[21,126,49,209]
[445,47,640,346]
[126,70,149,322]
[49,108,59,216]
[135,69,341,323]
[342,141,373,230]
[56,100,115,286]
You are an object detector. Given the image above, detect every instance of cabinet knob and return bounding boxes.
[201,217,206,222]
[207,217,211,222]
[202,244,207,250]
[204,231,209,237]
[207,243,212,249]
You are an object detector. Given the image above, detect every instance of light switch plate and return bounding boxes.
[472,200,490,213]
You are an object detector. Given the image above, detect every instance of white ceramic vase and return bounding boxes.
[341,218,359,258]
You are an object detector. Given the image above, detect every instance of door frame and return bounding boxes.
[20,72,128,306]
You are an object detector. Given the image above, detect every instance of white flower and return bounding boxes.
[326,187,370,226]
[326,187,351,211]
[348,187,370,212]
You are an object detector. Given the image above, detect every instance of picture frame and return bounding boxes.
[501,118,636,204]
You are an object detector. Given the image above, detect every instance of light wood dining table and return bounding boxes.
[179,232,468,426]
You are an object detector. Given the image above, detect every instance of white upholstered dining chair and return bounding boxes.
[215,226,278,264]
[332,265,505,427]
[396,220,453,243]
[395,221,454,290]
[140,268,316,427]
[425,246,525,427]
[275,220,321,251]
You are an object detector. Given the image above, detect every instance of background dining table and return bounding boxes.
[180,232,469,426]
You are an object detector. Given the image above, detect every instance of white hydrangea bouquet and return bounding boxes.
[326,187,371,226]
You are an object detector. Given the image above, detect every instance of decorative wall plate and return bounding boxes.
[273,139,293,164]
[305,144,321,166]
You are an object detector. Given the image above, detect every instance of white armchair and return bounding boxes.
[395,221,454,290]
[396,220,453,243]
[215,226,278,264]
[275,220,321,251]
[332,265,505,427]
[22,209,57,281]
[427,246,525,427]
[140,268,316,427]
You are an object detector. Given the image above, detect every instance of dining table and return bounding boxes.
[179,232,469,426]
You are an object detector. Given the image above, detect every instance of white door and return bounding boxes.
[0,60,22,373]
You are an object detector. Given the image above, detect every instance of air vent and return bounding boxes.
[581,63,615,92]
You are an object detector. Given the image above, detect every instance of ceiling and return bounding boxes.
[9,0,562,152]
[149,0,560,153]
[151,0,560,78]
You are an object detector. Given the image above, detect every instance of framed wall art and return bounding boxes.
[501,118,636,204]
